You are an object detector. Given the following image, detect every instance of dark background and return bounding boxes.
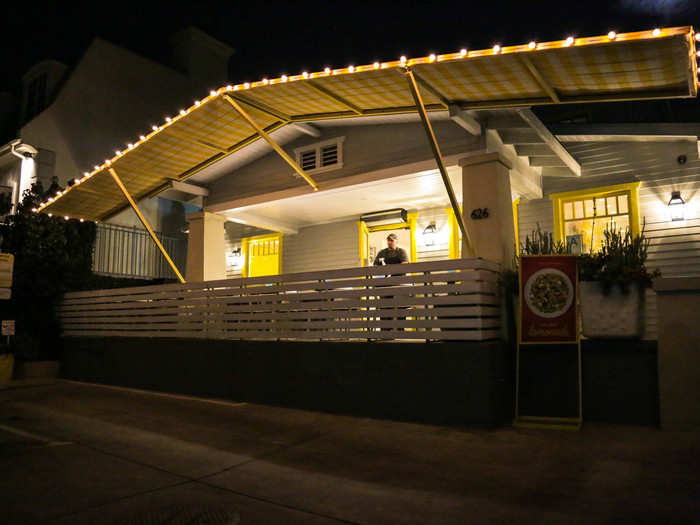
[1,0,699,129]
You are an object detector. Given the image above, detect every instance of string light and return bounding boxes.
[493,44,501,53]
[302,72,309,78]
[64,216,69,220]
[152,125,158,131]
[31,208,36,212]
[226,85,233,91]
[696,34,700,41]
[281,75,288,81]
[115,150,121,155]
[80,218,84,222]
[565,36,575,46]
[262,78,269,84]
[653,28,661,36]
[528,41,537,50]
[48,213,52,217]
[210,90,217,96]
[180,109,186,115]
[608,31,616,40]
[194,100,200,106]
[373,61,380,69]
[165,117,171,123]
[139,135,145,140]
[324,67,331,74]
[348,65,355,72]
[460,48,467,56]
[74,178,80,185]
[244,82,250,88]
[429,54,436,62]
[400,55,407,65]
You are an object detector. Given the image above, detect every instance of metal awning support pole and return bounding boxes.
[404,68,475,257]
[222,94,319,192]
[107,168,186,283]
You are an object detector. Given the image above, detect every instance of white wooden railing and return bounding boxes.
[59,259,502,342]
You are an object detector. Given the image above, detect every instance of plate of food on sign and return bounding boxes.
[524,268,574,319]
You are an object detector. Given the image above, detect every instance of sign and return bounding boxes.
[0,253,13,300]
[1,320,15,336]
[520,255,578,343]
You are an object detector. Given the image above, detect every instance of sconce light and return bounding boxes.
[668,191,685,221]
[423,222,437,247]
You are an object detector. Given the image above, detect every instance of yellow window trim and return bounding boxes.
[241,232,283,278]
[358,213,417,265]
[512,198,520,255]
[549,182,641,241]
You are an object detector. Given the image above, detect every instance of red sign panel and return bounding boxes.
[520,256,578,343]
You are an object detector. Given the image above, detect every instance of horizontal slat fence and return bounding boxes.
[60,259,502,341]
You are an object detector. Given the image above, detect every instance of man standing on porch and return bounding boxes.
[374,233,409,265]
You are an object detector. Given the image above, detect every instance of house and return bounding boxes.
[44,26,700,427]
[16,27,235,277]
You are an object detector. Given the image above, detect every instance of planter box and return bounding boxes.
[580,282,643,338]
[14,360,60,380]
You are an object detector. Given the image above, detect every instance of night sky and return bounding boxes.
[2,0,698,93]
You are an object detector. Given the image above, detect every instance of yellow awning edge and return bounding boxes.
[37,26,696,222]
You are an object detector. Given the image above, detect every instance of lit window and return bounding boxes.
[551,183,641,253]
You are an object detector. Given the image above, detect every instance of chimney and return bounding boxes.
[168,27,235,90]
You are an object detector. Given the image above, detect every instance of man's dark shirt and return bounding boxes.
[374,247,408,265]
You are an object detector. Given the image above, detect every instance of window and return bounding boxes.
[294,137,344,175]
[550,182,641,253]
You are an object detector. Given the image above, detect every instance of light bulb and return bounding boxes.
[64,216,69,220]
[48,213,52,217]
[528,41,536,49]
[653,28,661,36]
[323,68,330,74]
[74,178,80,184]
[195,100,200,106]
[460,48,467,56]
[165,117,171,123]
[180,109,186,115]
[565,36,574,46]
[152,125,158,131]
[348,65,355,72]
[302,71,309,78]
[115,150,121,155]
[608,31,616,40]
[373,61,380,69]
[94,165,99,170]
[127,143,133,148]
[210,90,217,96]
[400,55,407,65]
[493,44,501,53]
[244,82,250,88]
[83,172,89,176]
[282,75,288,81]
[262,78,268,84]
[429,54,436,62]
[80,218,84,222]
[139,135,145,140]
[226,85,233,90]
[31,208,37,212]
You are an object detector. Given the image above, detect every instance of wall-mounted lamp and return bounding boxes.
[668,191,685,221]
[422,222,437,246]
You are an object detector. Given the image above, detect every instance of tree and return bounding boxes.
[0,178,96,360]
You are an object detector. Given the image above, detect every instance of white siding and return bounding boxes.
[283,220,359,273]
[517,198,554,248]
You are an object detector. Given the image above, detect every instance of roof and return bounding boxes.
[38,26,698,221]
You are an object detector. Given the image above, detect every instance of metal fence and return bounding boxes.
[61,258,502,342]
[92,223,187,280]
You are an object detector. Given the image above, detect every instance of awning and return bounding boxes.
[39,26,697,221]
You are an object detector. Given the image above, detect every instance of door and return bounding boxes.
[243,234,282,277]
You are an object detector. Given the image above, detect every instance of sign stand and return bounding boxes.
[514,255,582,431]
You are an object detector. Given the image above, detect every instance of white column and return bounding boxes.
[459,152,515,266]
[186,212,227,282]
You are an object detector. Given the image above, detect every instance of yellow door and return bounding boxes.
[244,234,282,277]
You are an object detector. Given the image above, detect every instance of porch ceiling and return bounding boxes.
[37,27,696,221]
[222,167,463,232]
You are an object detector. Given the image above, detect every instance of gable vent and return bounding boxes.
[300,149,317,171]
[321,144,338,167]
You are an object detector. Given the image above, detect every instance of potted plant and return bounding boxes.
[578,226,659,338]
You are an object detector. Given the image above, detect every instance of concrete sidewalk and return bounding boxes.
[0,381,698,524]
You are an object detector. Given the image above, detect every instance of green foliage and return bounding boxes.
[578,223,660,294]
[0,179,96,360]
[520,224,567,255]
